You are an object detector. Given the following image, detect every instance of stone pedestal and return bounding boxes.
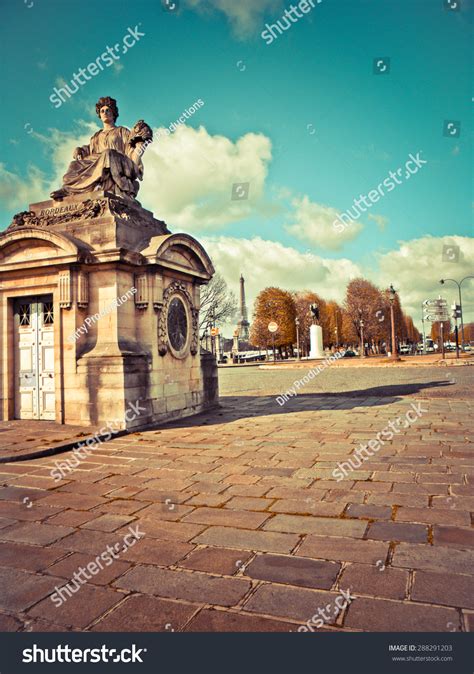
[309,324,324,359]
[0,191,218,429]
[231,330,239,357]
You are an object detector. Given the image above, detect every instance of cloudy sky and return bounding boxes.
[1,0,472,335]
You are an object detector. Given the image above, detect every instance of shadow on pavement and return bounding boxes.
[154,379,451,429]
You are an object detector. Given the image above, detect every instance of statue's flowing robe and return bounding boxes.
[60,126,144,198]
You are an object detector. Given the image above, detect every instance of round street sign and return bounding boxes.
[268,321,278,333]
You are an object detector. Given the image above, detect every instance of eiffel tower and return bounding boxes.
[236,273,250,340]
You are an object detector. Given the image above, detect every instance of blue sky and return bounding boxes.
[0,0,472,327]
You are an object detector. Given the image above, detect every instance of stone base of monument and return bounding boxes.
[309,324,324,359]
[0,192,218,429]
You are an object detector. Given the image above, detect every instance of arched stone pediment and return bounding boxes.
[0,228,92,266]
[141,233,214,281]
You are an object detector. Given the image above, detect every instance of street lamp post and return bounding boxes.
[334,325,339,348]
[421,303,426,355]
[358,309,366,358]
[440,277,474,350]
[210,303,217,356]
[295,317,300,361]
[388,284,400,361]
[450,302,462,359]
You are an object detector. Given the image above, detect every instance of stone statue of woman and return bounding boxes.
[50,96,152,201]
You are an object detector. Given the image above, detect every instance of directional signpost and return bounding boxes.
[423,299,448,321]
[423,298,448,357]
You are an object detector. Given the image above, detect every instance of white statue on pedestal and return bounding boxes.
[309,303,324,359]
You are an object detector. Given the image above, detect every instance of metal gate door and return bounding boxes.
[14,296,55,420]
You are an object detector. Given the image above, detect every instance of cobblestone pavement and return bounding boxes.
[0,420,101,462]
[0,365,472,633]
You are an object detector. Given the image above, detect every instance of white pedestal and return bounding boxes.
[309,324,324,359]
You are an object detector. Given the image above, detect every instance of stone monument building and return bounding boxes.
[0,96,218,429]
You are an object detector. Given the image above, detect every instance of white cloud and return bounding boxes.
[0,163,47,210]
[201,235,361,324]
[140,124,275,231]
[183,0,283,38]
[371,235,474,327]
[285,195,364,250]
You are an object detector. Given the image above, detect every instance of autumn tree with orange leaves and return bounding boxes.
[343,280,420,353]
[248,280,419,357]
[344,278,388,348]
[325,300,345,347]
[431,320,452,343]
[250,287,296,353]
[462,323,474,343]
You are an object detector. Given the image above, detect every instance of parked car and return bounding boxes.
[399,345,412,354]
[343,349,357,358]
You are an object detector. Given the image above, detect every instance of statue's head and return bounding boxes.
[95,96,119,123]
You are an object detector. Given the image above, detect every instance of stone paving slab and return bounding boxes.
[1,361,471,464]
[0,366,472,632]
[0,420,102,463]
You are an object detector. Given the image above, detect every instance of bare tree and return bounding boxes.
[199,273,237,337]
